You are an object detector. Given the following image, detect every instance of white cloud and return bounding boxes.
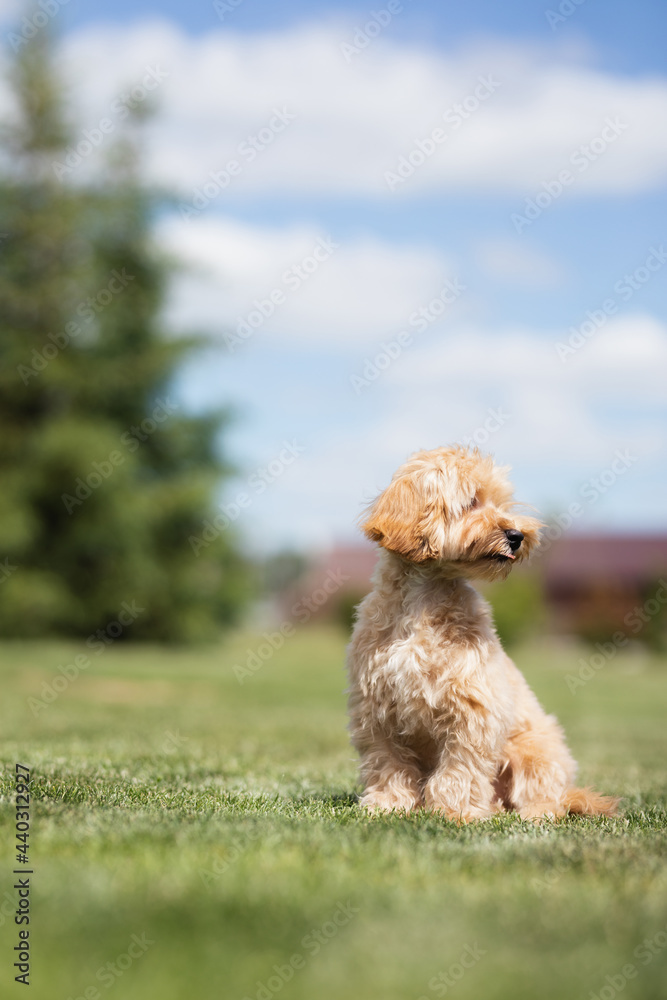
[153,209,665,548]
[157,214,461,347]
[46,19,667,198]
[200,312,667,550]
[382,313,667,461]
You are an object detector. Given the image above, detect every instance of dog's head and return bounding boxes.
[361,445,542,580]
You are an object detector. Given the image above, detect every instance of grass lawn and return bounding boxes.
[0,625,666,1000]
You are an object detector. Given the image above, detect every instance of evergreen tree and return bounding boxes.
[0,25,248,641]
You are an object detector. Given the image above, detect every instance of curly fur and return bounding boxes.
[346,445,618,821]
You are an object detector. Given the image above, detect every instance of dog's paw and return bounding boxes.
[430,804,497,824]
[360,789,420,814]
[517,800,567,820]
[424,776,499,822]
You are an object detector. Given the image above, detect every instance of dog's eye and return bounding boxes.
[467,496,479,511]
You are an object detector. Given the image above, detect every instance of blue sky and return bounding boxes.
[59,0,667,75]
[3,0,665,552]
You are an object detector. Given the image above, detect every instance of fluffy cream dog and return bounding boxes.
[347,445,618,821]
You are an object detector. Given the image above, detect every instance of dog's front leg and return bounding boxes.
[423,750,498,821]
[357,737,423,814]
[423,719,505,822]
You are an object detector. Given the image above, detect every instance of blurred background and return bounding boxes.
[1,4,667,1000]
[0,0,666,648]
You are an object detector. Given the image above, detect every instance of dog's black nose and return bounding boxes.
[505,529,524,552]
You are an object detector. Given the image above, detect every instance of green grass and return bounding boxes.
[0,626,666,1000]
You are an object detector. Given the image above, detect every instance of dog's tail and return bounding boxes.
[561,786,619,817]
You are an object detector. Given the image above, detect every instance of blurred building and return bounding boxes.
[539,534,667,638]
[277,535,667,642]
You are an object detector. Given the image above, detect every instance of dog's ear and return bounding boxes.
[361,476,434,561]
